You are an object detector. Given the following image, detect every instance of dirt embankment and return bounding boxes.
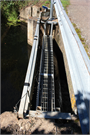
[0,111,82,134]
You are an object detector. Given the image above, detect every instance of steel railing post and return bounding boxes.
[49,0,53,20]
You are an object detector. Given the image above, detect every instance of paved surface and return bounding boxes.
[67,0,90,53]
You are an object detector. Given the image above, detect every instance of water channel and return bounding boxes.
[1,22,31,113]
[1,22,72,113]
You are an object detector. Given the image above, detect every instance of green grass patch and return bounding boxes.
[33,0,39,5]
[42,0,50,7]
[75,28,81,34]
[72,23,76,28]
[45,1,50,4]
[72,23,90,59]
[61,0,70,13]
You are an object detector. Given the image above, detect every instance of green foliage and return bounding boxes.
[33,0,39,5]
[42,0,50,7]
[75,28,81,34]
[1,1,21,26]
[1,0,31,27]
[45,1,50,4]
[72,23,76,28]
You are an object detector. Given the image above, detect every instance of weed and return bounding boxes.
[75,28,81,34]
[42,0,50,7]
[72,22,90,59]
[1,1,25,26]
[61,0,70,12]
[80,37,85,42]
[82,42,85,45]
[33,0,39,5]
[45,1,50,5]
[84,45,88,54]
[78,33,81,39]
[72,23,76,28]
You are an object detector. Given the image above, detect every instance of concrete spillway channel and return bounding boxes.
[18,0,90,133]
[36,35,55,112]
[18,20,77,121]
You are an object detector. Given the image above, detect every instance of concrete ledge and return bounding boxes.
[27,110,78,120]
[19,5,41,21]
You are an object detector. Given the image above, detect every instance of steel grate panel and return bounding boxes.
[36,35,55,112]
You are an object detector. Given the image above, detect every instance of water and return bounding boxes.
[1,22,31,113]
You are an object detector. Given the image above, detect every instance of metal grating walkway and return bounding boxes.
[36,35,55,112]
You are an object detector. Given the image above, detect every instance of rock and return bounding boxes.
[0,111,18,129]
[37,106,41,110]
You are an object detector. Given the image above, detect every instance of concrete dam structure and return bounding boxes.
[17,0,90,134]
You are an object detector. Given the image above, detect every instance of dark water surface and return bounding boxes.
[1,22,31,113]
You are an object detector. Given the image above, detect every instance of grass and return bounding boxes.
[33,0,39,5]
[72,23,90,59]
[45,1,50,4]
[61,0,70,13]
[42,0,50,7]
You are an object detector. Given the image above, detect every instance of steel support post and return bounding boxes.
[49,0,53,20]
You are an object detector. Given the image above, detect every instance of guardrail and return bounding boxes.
[18,17,40,118]
[54,0,90,134]
[58,0,90,72]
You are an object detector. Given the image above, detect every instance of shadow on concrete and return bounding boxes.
[53,39,72,113]
[74,91,89,134]
[1,23,31,113]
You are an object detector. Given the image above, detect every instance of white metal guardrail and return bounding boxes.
[58,0,90,73]
[54,0,90,134]
[18,18,40,118]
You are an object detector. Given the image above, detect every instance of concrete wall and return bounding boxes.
[19,6,32,21]
[27,17,37,46]
[19,6,41,21]
[20,5,41,46]
[53,24,74,107]
[32,6,41,17]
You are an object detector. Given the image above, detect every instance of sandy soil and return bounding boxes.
[0,111,82,134]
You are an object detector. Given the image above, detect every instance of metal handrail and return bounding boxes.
[18,17,40,118]
[58,0,90,73]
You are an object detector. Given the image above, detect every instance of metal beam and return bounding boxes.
[58,0,90,73]
[18,18,40,118]
[49,0,54,20]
